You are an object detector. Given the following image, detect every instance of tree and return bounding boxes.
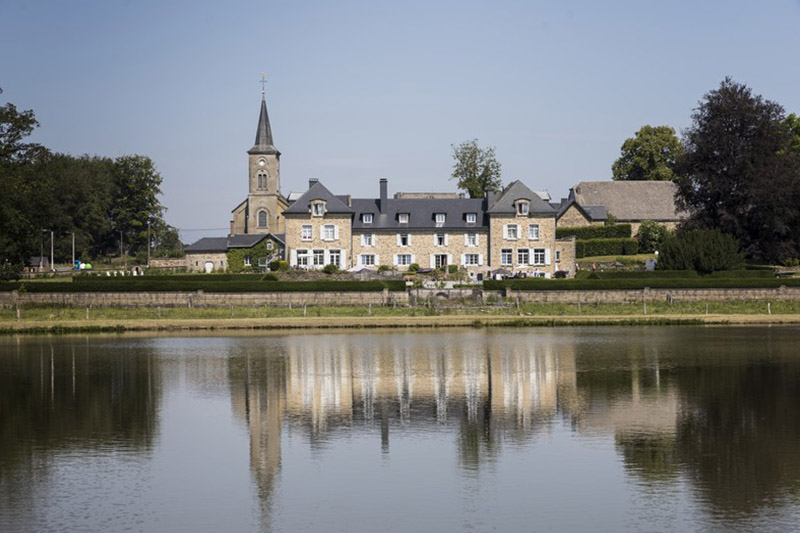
[110,155,166,255]
[450,139,502,198]
[637,220,669,253]
[612,125,683,181]
[676,78,800,263]
[657,228,744,273]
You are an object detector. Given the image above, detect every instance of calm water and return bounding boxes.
[2,327,800,532]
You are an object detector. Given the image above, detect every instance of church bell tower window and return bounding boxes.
[257,171,268,190]
[257,210,268,228]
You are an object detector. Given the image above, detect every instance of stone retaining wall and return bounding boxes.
[503,286,800,303]
[1,290,406,308]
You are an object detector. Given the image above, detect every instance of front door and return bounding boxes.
[434,254,448,269]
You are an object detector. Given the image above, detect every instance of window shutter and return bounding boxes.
[503,224,509,239]
[374,254,380,266]
[341,250,347,268]
[290,249,297,266]
[396,234,401,246]
[393,254,398,266]
[334,225,339,240]
[444,234,449,246]
[429,254,435,268]
[516,224,522,239]
[478,254,484,266]
[408,234,412,246]
[447,254,452,265]
[360,234,366,246]
[410,254,416,264]
[545,249,551,265]
[475,234,479,245]
[433,234,438,246]
[461,254,466,266]
[464,234,469,246]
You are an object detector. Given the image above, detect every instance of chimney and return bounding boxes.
[309,177,318,189]
[379,178,388,213]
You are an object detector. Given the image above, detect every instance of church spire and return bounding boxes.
[249,75,279,155]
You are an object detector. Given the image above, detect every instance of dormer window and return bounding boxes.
[516,200,530,216]
[466,213,477,224]
[435,213,446,227]
[362,213,373,224]
[398,213,409,224]
[311,201,326,216]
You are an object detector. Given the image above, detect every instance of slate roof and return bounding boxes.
[488,180,557,215]
[571,181,684,222]
[248,96,279,155]
[186,234,281,253]
[556,198,607,221]
[283,181,354,214]
[351,197,488,231]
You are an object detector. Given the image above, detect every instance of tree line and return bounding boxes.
[0,88,180,274]
[612,78,800,265]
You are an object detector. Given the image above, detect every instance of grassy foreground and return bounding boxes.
[2,301,800,334]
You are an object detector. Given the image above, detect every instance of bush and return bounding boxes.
[322,264,339,274]
[378,265,391,272]
[482,277,799,291]
[447,264,458,274]
[0,262,22,281]
[657,228,744,274]
[576,238,639,258]
[637,221,669,253]
[261,273,278,281]
[0,280,408,293]
[556,224,632,240]
[408,263,420,272]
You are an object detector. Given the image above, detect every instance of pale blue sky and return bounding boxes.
[3,0,800,240]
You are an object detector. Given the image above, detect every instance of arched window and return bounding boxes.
[257,171,268,190]
[257,210,268,228]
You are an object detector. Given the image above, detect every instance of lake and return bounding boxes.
[2,327,800,532]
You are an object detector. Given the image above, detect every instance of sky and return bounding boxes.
[3,0,800,242]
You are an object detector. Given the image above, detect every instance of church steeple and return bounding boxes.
[249,86,279,156]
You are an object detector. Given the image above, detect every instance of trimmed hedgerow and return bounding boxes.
[0,280,406,293]
[556,224,632,240]
[576,238,639,258]
[483,278,799,291]
[79,274,266,282]
[576,270,773,280]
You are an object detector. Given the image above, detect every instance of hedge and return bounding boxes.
[556,224,632,240]
[0,280,407,293]
[576,238,639,258]
[575,270,772,280]
[81,274,266,282]
[483,278,800,291]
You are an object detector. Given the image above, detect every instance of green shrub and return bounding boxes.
[0,280,407,293]
[322,264,339,274]
[482,277,799,291]
[556,224,632,240]
[447,264,458,274]
[408,263,420,272]
[637,221,669,253]
[657,228,744,274]
[261,273,278,281]
[0,262,22,281]
[378,265,391,272]
[576,238,639,258]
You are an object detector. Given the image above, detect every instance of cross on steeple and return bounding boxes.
[260,72,267,96]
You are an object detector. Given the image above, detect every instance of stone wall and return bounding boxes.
[185,252,228,272]
[1,289,407,308]
[501,286,800,303]
[148,258,185,269]
[557,205,601,227]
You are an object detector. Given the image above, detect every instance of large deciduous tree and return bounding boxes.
[450,139,502,199]
[111,155,166,254]
[612,125,683,181]
[676,78,800,263]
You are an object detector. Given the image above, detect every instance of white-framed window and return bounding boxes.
[435,213,446,227]
[362,213,373,224]
[517,248,529,265]
[464,253,480,265]
[555,250,561,263]
[517,201,529,216]
[244,255,252,266]
[257,210,268,228]
[466,213,477,224]
[435,233,447,246]
[398,213,409,224]
[301,225,312,241]
[329,249,341,267]
[313,249,325,266]
[504,224,519,240]
[398,234,410,247]
[361,254,376,266]
[267,241,273,250]
[465,233,478,247]
[311,201,325,216]
[532,248,546,266]
[361,234,374,247]
[322,224,336,241]
[529,224,540,240]
[501,249,513,266]
[297,249,309,267]
[396,254,412,266]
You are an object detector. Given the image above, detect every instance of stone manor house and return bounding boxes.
[186,92,683,278]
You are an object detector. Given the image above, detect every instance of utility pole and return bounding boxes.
[147,221,151,267]
[50,230,54,271]
[120,230,124,268]
[71,232,75,268]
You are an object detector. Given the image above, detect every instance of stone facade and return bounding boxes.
[488,215,558,277]
[186,252,228,272]
[558,204,602,228]
[352,230,489,275]
[554,236,577,276]
[285,214,352,269]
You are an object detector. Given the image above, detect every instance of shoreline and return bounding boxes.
[3,313,800,335]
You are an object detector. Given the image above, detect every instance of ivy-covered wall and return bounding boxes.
[226,238,282,273]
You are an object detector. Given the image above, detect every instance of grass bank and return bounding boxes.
[2,301,800,335]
